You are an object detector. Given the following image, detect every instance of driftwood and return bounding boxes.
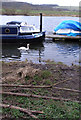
[0,103,43,119]
[1,78,80,93]
[1,79,70,88]
[7,86,80,93]
[0,91,78,102]
[53,87,80,93]
[53,79,70,86]
[0,84,52,88]
[1,104,38,119]
[6,88,30,92]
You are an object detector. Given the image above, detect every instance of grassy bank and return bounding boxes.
[1,2,80,16]
[30,10,79,17]
[2,61,81,119]
[2,96,80,119]
[1,8,79,16]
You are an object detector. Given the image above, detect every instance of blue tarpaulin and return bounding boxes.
[54,20,81,36]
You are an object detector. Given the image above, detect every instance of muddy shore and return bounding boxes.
[1,61,80,119]
[2,61,79,100]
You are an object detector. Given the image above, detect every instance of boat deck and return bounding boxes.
[45,34,81,41]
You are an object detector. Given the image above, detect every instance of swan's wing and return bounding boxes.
[18,47,26,50]
[17,48,20,50]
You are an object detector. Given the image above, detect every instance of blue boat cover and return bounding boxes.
[54,20,81,36]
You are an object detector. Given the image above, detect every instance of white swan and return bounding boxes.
[18,44,29,51]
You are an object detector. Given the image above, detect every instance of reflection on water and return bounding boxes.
[43,40,80,65]
[2,42,44,63]
[56,41,79,57]
[1,40,80,66]
[1,15,80,65]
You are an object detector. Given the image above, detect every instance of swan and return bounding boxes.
[18,44,29,51]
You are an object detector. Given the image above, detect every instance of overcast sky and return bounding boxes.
[13,0,81,6]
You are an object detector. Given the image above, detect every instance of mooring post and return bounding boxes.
[40,13,42,32]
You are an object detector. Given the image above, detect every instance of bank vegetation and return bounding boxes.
[1,61,81,119]
[1,2,80,16]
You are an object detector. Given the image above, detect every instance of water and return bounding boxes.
[0,15,80,65]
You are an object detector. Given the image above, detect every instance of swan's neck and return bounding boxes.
[27,44,29,49]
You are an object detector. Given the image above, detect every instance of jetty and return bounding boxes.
[45,34,81,41]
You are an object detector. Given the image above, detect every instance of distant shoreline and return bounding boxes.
[1,13,79,17]
[1,2,80,17]
[1,8,79,17]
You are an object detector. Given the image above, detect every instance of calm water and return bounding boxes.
[0,15,80,65]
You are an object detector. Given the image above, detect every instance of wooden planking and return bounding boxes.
[45,34,80,40]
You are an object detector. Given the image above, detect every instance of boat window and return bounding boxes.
[29,27,34,31]
[20,26,34,32]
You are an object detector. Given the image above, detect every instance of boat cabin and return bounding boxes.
[1,21,40,36]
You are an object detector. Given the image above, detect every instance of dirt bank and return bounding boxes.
[2,61,79,100]
[1,61,80,119]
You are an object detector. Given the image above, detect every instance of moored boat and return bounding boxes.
[0,21,45,43]
[53,20,81,37]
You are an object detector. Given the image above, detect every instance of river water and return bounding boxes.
[0,15,80,65]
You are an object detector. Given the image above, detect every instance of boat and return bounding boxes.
[53,20,81,37]
[0,21,45,43]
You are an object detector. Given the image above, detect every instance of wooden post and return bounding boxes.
[40,13,42,32]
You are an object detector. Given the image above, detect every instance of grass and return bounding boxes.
[30,10,79,16]
[44,79,52,85]
[2,95,81,119]
[2,61,80,119]
[25,70,52,85]
[1,8,79,16]
[33,74,42,81]
[41,70,52,79]
[44,60,64,65]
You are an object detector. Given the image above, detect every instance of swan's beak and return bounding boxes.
[27,44,29,46]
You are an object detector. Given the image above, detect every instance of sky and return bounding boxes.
[13,0,81,6]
